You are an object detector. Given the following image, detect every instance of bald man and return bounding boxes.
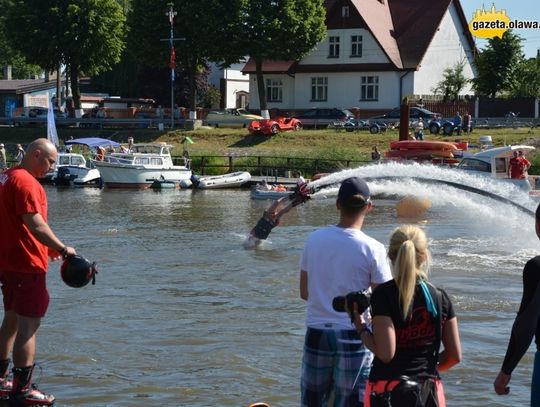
[0,138,76,405]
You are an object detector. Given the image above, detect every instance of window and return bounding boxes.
[311,77,328,101]
[342,6,349,17]
[266,78,282,102]
[328,36,340,58]
[360,76,379,101]
[351,35,362,57]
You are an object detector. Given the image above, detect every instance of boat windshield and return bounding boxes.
[132,145,169,155]
[457,158,491,173]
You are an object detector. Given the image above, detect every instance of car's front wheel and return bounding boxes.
[294,122,302,131]
[429,123,440,134]
[369,125,380,134]
[270,124,279,134]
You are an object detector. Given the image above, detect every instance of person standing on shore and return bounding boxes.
[494,202,540,406]
[351,225,462,406]
[0,143,6,170]
[0,138,76,405]
[14,144,25,164]
[299,177,392,406]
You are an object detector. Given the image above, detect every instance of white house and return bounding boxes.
[242,0,477,114]
[208,59,250,109]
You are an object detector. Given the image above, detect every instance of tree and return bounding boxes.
[432,62,468,102]
[128,0,243,117]
[471,30,524,97]
[508,56,540,98]
[0,0,41,79]
[5,0,126,111]
[237,0,326,118]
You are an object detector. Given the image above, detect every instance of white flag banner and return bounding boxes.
[47,102,59,148]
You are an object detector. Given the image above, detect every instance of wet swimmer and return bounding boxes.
[494,202,540,404]
[243,180,312,248]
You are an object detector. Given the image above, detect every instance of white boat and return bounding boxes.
[40,152,101,187]
[456,144,535,191]
[195,171,251,189]
[92,143,191,188]
[250,185,293,200]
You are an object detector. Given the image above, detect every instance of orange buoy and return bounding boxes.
[396,196,432,218]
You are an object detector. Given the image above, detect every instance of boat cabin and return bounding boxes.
[457,145,535,190]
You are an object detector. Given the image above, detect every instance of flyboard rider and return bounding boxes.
[244,177,311,248]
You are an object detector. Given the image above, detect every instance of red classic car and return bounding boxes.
[248,116,303,135]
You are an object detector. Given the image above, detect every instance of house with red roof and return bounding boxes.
[242,0,477,115]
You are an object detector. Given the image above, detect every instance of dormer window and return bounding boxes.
[342,6,349,17]
[328,36,340,58]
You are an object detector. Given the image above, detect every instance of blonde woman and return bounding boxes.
[351,225,461,406]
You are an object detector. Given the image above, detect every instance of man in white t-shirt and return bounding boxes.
[299,177,392,407]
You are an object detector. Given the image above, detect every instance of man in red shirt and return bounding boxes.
[509,151,524,179]
[519,150,531,178]
[0,138,76,405]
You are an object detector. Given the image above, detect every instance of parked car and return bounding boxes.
[367,106,440,127]
[16,106,67,126]
[296,108,354,128]
[204,108,263,128]
[248,116,303,135]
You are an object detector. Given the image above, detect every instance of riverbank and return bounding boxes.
[2,125,540,171]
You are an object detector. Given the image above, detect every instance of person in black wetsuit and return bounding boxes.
[494,202,540,405]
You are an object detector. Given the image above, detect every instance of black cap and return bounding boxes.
[338,177,370,205]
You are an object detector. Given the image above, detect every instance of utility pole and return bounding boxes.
[161,4,185,129]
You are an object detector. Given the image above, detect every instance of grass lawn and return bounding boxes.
[2,124,540,172]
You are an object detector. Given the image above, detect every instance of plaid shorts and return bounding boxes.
[301,327,373,407]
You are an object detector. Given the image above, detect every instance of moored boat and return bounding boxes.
[194,171,251,189]
[92,143,191,189]
[385,140,467,165]
[250,184,293,200]
[456,144,535,191]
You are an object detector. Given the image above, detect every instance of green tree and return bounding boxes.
[237,0,326,118]
[508,56,540,98]
[471,30,523,97]
[5,0,126,110]
[0,0,41,79]
[432,62,468,102]
[128,0,243,116]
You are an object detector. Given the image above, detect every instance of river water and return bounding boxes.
[34,162,539,406]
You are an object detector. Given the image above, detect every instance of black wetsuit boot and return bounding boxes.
[9,365,55,406]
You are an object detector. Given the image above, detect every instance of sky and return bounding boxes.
[461,0,540,57]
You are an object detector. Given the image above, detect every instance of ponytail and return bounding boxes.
[388,225,430,319]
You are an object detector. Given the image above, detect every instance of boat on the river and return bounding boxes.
[385,140,468,165]
[40,152,102,187]
[92,143,191,188]
[456,144,536,192]
[194,171,251,189]
[250,184,293,200]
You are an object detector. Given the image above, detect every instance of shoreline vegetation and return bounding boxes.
[2,126,540,175]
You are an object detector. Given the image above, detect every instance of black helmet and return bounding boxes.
[60,255,98,288]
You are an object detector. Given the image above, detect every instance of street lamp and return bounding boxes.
[161,3,185,129]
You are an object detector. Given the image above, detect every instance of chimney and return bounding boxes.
[2,65,12,80]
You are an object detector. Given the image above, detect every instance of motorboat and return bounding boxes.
[250,184,293,200]
[92,143,191,188]
[385,140,468,165]
[193,171,251,189]
[39,152,101,187]
[456,144,535,191]
[51,137,123,187]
